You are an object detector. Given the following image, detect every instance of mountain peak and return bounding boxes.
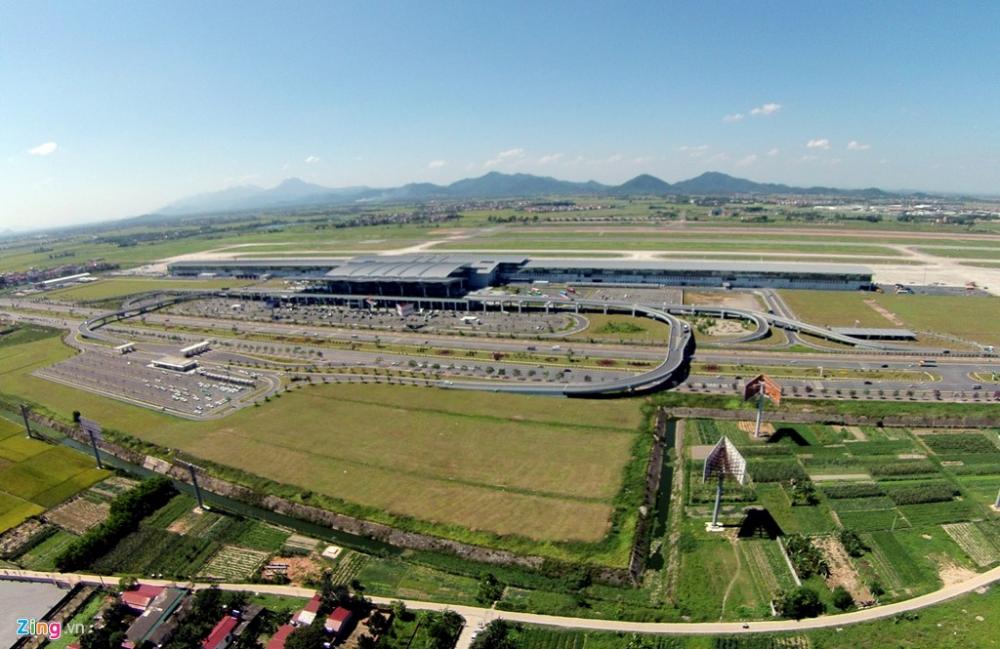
[276,177,310,187]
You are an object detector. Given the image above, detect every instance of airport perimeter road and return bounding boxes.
[3,566,999,647]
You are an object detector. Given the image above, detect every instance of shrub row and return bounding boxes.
[821,483,885,499]
[747,460,808,483]
[868,460,937,477]
[739,446,794,457]
[886,483,959,506]
[55,476,176,571]
[921,434,998,454]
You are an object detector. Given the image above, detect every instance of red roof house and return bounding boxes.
[294,595,322,626]
[201,616,239,649]
[325,607,353,636]
[266,624,296,649]
[121,585,165,612]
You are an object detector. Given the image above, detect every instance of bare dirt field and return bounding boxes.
[815,535,874,603]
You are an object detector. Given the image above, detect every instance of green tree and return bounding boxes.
[79,601,130,649]
[470,620,518,649]
[477,573,505,605]
[832,585,854,611]
[425,610,464,649]
[624,633,655,649]
[284,624,326,649]
[776,586,825,619]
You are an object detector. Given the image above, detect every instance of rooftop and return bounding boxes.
[520,258,873,276]
[266,624,296,649]
[202,615,240,649]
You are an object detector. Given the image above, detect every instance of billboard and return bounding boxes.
[744,374,782,406]
[703,436,748,485]
[79,417,103,442]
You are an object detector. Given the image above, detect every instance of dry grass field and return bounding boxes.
[1,336,645,547]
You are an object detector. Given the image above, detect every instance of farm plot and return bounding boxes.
[0,492,43,533]
[221,520,290,552]
[15,529,79,571]
[283,534,320,554]
[862,531,931,594]
[942,523,1000,567]
[835,509,910,533]
[91,527,219,577]
[710,637,812,649]
[88,476,139,499]
[199,544,270,581]
[814,535,873,603]
[515,627,685,649]
[739,539,795,599]
[954,475,1000,508]
[328,551,370,587]
[897,501,979,526]
[44,496,110,534]
[919,433,999,455]
[1,450,106,502]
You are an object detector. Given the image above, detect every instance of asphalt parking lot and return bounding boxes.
[166,298,581,336]
[34,350,260,417]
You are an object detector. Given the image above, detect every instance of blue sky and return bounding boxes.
[2,1,999,229]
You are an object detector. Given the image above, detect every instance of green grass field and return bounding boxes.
[42,277,257,302]
[436,233,905,256]
[780,290,1000,346]
[571,313,671,343]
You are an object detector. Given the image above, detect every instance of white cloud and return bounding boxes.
[678,145,710,158]
[800,154,820,162]
[28,142,58,156]
[736,154,758,167]
[484,147,526,167]
[537,153,564,165]
[428,159,446,168]
[847,140,871,151]
[606,153,625,163]
[304,155,320,163]
[750,102,782,116]
[632,156,654,165]
[722,113,744,123]
[707,152,730,163]
[766,148,780,157]
[806,138,831,150]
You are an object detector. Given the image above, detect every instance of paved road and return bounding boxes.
[3,566,998,647]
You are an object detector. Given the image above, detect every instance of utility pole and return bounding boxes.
[19,404,33,439]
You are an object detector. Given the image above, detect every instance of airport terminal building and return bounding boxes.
[168,254,873,296]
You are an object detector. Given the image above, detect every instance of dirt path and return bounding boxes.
[719,535,743,620]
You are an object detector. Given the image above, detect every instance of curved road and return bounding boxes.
[3,566,998,646]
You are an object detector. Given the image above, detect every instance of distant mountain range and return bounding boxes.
[155,171,899,216]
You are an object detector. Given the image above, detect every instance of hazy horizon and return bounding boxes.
[2,1,999,229]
